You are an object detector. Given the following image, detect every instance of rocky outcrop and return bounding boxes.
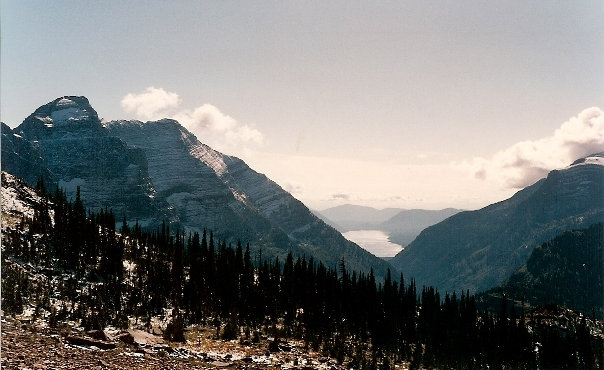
[64,335,117,350]
[0,316,357,369]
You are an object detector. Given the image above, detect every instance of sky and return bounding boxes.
[2,1,603,211]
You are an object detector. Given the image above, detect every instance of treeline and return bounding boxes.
[496,223,603,318]
[2,180,602,369]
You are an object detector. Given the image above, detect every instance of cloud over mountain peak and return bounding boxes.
[121,87,264,157]
[458,107,604,189]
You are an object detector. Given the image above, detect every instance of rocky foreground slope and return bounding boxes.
[1,314,358,370]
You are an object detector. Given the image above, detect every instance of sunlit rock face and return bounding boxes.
[104,119,287,245]
[390,152,604,294]
[106,118,394,276]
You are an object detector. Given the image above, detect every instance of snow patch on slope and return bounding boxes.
[35,116,52,123]
[230,187,249,204]
[1,172,48,227]
[569,152,604,168]
[2,183,35,220]
[57,97,75,107]
[577,155,604,167]
[189,142,229,178]
[50,107,90,124]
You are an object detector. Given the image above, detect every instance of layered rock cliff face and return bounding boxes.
[3,96,393,276]
[104,120,292,250]
[14,97,169,227]
[390,153,604,294]
[1,122,55,186]
[106,119,393,275]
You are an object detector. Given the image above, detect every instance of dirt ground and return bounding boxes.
[0,315,358,369]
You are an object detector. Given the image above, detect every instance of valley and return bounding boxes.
[3,2,603,368]
[342,230,402,258]
[1,96,603,369]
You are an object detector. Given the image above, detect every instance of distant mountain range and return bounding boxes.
[317,205,461,247]
[4,95,603,307]
[1,96,393,276]
[390,153,604,294]
[316,205,403,231]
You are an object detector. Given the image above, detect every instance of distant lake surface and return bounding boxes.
[343,230,403,258]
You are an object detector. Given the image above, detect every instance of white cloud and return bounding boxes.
[121,87,264,156]
[174,104,264,154]
[330,193,351,201]
[457,107,604,189]
[174,104,237,133]
[121,86,180,120]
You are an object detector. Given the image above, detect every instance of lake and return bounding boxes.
[342,230,403,258]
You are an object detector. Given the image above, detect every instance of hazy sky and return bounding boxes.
[2,1,603,210]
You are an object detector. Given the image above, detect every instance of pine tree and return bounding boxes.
[170,230,184,306]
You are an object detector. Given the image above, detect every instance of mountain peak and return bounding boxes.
[17,96,101,138]
[55,96,89,107]
[569,151,604,167]
[34,96,98,123]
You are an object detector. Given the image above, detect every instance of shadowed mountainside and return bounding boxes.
[390,153,604,294]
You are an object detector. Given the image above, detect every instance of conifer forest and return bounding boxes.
[2,181,603,369]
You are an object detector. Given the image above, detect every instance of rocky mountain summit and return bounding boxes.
[3,96,392,276]
[11,97,166,227]
[390,152,604,294]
